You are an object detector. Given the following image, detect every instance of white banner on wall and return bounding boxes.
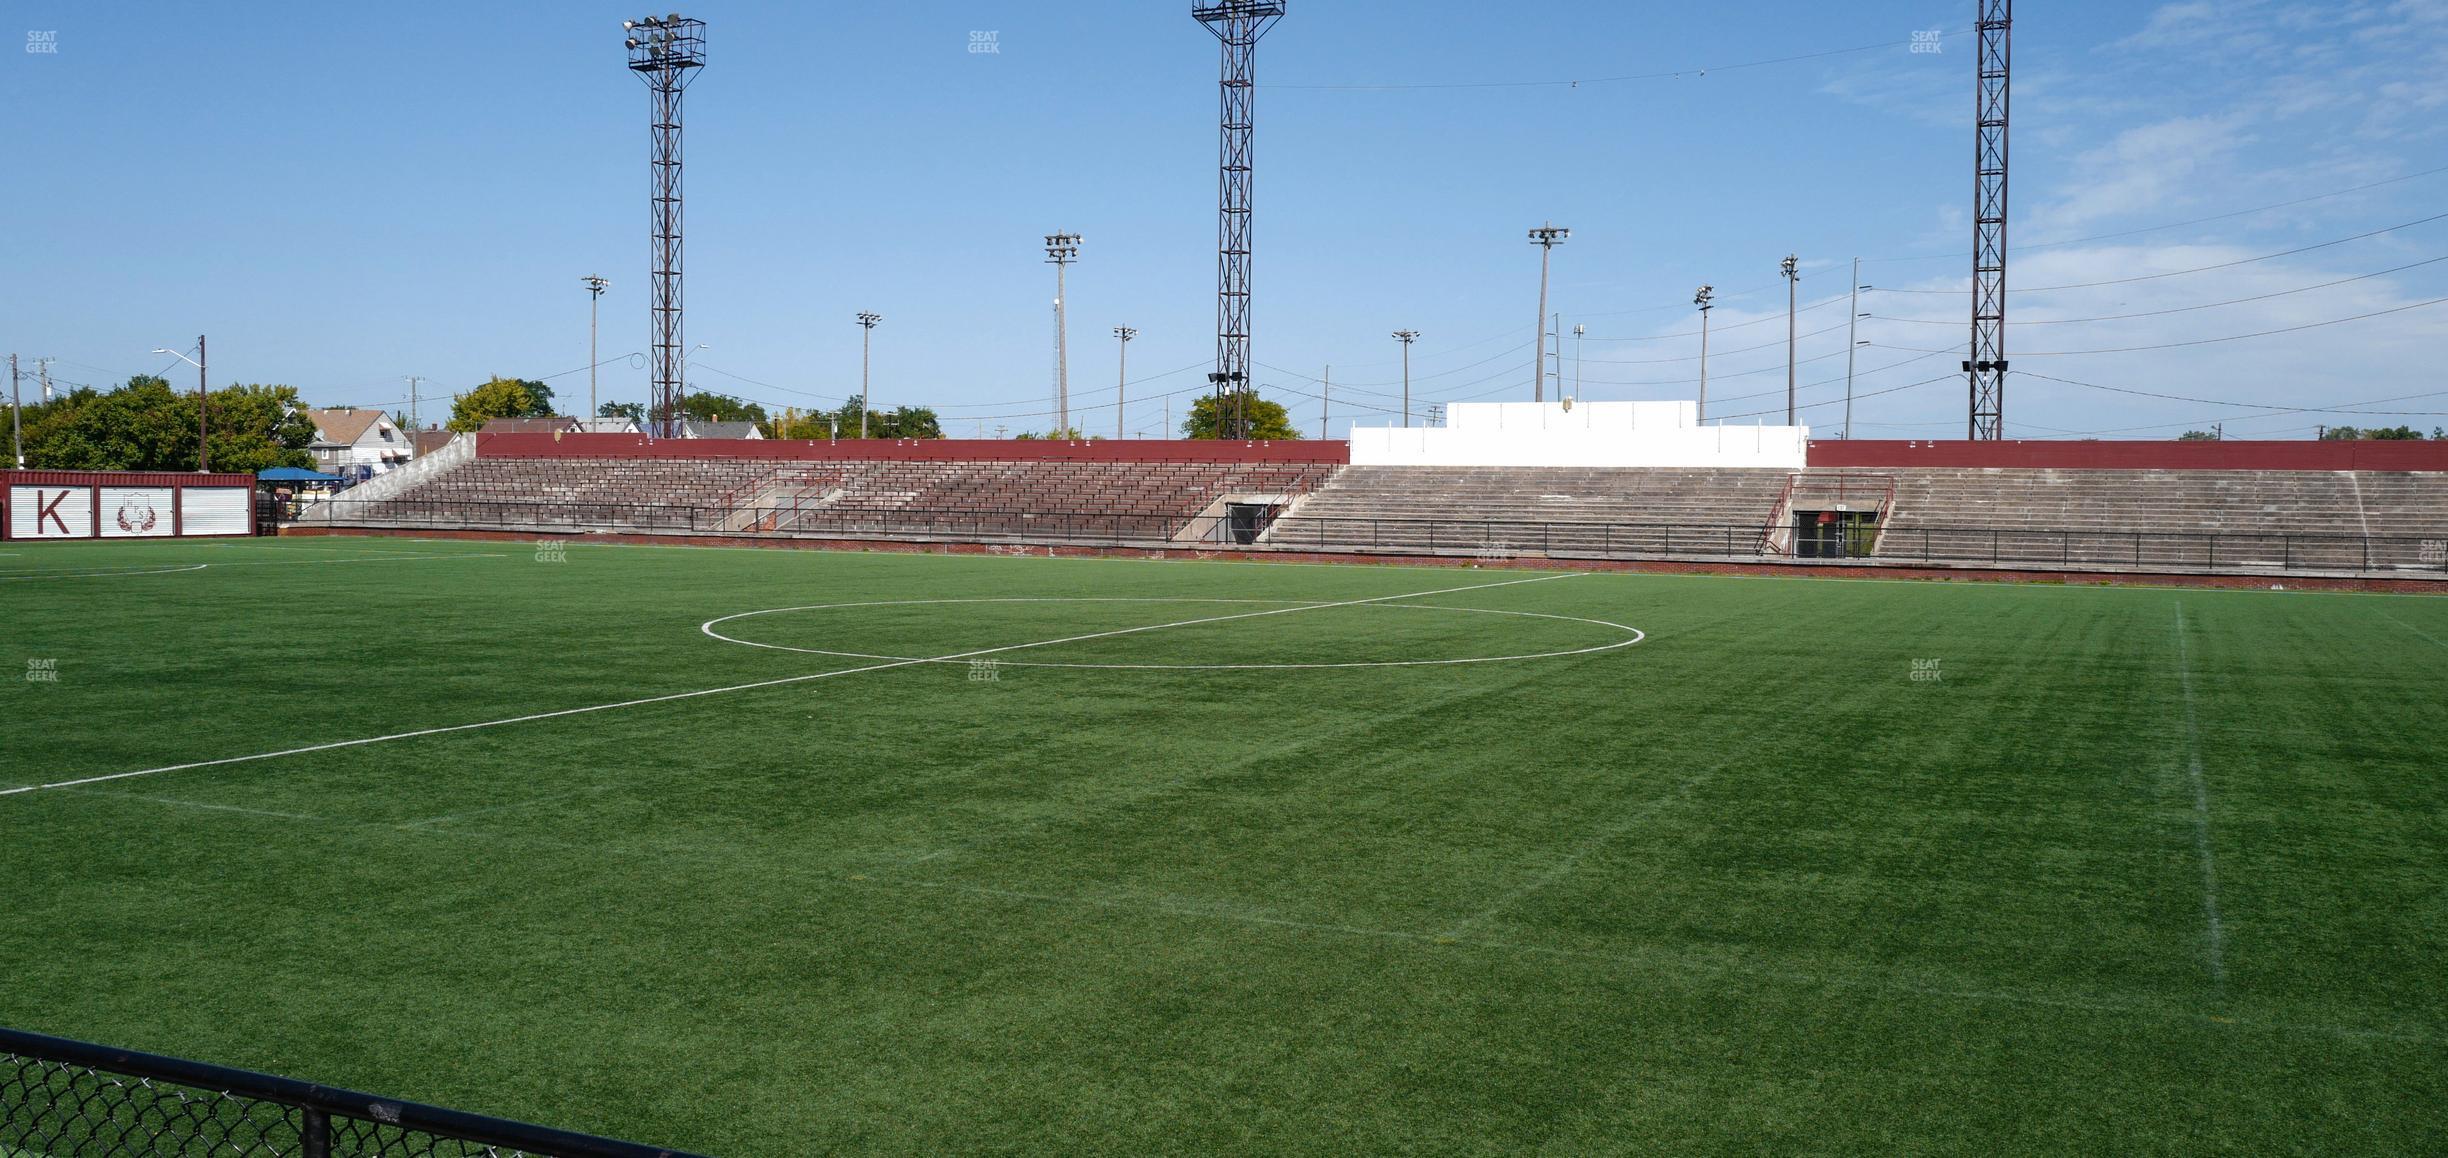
[98,487,176,538]
[7,486,96,539]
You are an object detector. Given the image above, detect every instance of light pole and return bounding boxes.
[1528,224,1570,402]
[1781,255,1801,425]
[9,354,20,469]
[1045,232,1080,435]
[152,338,208,471]
[1392,330,1418,428]
[1693,286,1713,423]
[1846,259,1871,440]
[1112,326,1136,441]
[856,313,881,438]
[581,275,610,420]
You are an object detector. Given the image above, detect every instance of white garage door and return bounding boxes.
[7,486,95,539]
[179,487,252,536]
[98,487,176,538]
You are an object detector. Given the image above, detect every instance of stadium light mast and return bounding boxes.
[1194,0,1286,440]
[1968,0,2013,439]
[1572,323,1585,404]
[581,275,610,422]
[1693,286,1713,423]
[626,14,705,439]
[1113,325,1136,440]
[1045,232,1081,435]
[1780,254,1800,425]
[1528,224,1569,402]
[856,312,881,439]
[1392,329,1418,428]
[153,338,208,471]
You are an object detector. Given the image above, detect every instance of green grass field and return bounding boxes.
[3,536,2445,1154]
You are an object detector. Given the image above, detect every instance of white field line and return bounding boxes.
[0,551,506,580]
[2380,611,2448,651]
[1437,757,1734,940]
[2172,602,2230,989]
[702,596,1643,671]
[65,777,2436,1046]
[0,572,1585,798]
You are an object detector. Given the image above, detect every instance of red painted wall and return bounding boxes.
[5,470,257,487]
[1806,440,2448,472]
[473,433,1351,464]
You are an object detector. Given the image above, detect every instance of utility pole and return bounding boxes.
[1392,330,1418,428]
[8,354,19,469]
[1113,325,1135,441]
[1780,255,1799,425]
[582,275,610,420]
[1320,365,1330,439]
[405,376,425,437]
[197,334,209,472]
[1693,286,1713,423]
[1845,259,1869,440]
[1528,223,1570,402]
[1572,323,1584,404]
[856,312,881,439]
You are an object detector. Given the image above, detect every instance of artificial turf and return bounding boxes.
[2,535,2444,1154]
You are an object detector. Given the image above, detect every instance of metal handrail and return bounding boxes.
[304,497,2448,574]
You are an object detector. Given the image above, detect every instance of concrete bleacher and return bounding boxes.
[1264,466,1792,556]
[322,454,1338,541]
[1870,468,2448,572]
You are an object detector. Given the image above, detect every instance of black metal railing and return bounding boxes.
[301,496,2448,576]
[0,1027,705,1158]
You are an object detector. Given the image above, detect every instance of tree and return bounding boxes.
[18,376,311,472]
[446,377,555,432]
[2177,430,2220,441]
[1182,390,1300,440]
[763,401,943,439]
[2361,425,2425,440]
[679,392,768,426]
[2321,426,2362,440]
[598,400,646,422]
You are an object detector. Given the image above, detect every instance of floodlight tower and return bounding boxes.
[1392,330,1418,428]
[1967,0,2012,439]
[1693,286,1714,423]
[626,14,705,438]
[1046,232,1081,435]
[857,312,881,439]
[1193,0,1286,439]
[1528,224,1569,402]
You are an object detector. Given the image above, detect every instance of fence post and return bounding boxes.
[1604,524,1612,557]
[1662,525,1671,558]
[2284,534,2292,571]
[302,1108,331,1158]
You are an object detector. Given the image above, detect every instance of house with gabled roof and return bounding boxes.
[306,408,410,476]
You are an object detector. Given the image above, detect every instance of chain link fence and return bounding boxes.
[2,1028,702,1158]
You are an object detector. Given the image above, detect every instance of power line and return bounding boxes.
[1267,28,1966,91]
[1861,160,2448,264]
[1864,253,2448,326]
[1875,294,2448,357]
[1875,210,2448,294]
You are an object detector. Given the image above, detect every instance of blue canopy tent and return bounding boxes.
[256,467,344,483]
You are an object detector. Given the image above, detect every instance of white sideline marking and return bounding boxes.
[0,551,505,581]
[0,572,1586,798]
[0,563,209,581]
[2172,602,2229,989]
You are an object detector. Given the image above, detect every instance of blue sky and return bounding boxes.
[6,0,2445,439]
